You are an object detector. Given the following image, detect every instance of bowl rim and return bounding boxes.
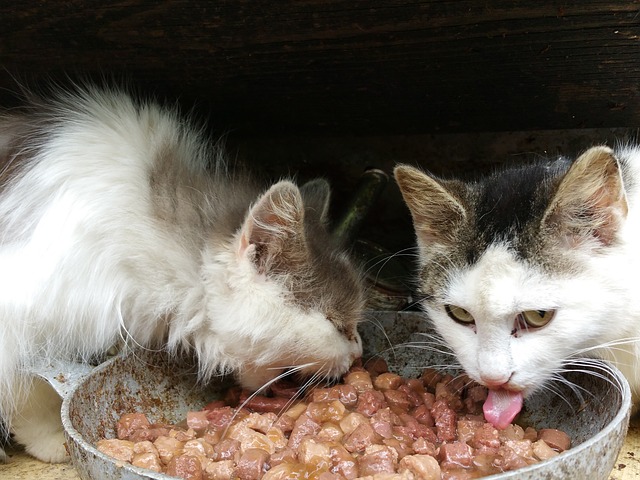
[60,345,633,480]
[480,359,632,478]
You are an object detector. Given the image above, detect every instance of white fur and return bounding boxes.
[425,146,640,402]
[0,87,362,462]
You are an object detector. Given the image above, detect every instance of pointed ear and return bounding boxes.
[238,181,305,269]
[300,178,331,224]
[542,146,628,246]
[394,164,467,247]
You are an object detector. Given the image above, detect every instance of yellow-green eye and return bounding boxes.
[445,305,475,324]
[521,310,555,328]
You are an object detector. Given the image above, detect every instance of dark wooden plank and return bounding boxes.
[1,1,640,134]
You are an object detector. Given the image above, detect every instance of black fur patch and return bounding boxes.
[467,159,571,263]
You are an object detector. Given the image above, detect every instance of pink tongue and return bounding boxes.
[483,389,524,429]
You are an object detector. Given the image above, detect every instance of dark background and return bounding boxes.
[2,1,639,292]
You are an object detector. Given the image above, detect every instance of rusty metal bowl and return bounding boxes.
[52,311,631,480]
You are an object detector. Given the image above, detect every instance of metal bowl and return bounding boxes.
[55,311,631,480]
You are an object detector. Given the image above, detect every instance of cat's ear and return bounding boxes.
[542,146,628,246]
[238,180,305,270]
[300,178,331,224]
[394,164,467,246]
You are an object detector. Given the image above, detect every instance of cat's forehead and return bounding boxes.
[448,244,558,315]
[284,229,364,326]
[467,161,566,259]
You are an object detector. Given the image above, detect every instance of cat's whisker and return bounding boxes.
[360,314,397,361]
[572,336,640,357]
[544,358,625,414]
[552,373,590,404]
[419,363,464,372]
[376,248,416,271]
[395,342,459,359]
[404,297,425,310]
[266,366,331,432]
[271,375,317,420]
[567,357,633,375]
[559,359,626,392]
[557,368,620,395]
[221,362,317,439]
[537,377,581,413]
[362,331,462,374]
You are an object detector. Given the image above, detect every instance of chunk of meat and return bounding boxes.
[357,390,387,417]
[288,414,322,450]
[238,392,293,414]
[329,443,359,479]
[383,390,411,414]
[131,452,162,472]
[204,459,236,480]
[317,422,345,443]
[166,454,203,480]
[183,438,214,459]
[373,373,404,391]
[306,400,347,423]
[116,413,150,440]
[470,422,501,453]
[342,421,379,453]
[344,370,374,393]
[431,399,457,442]
[339,412,369,436]
[312,385,359,407]
[532,439,560,460]
[186,410,210,432]
[357,445,398,476]
[438,442,474,470]
[154,435,184,465]
[236,448,270,480]
[227,423,276,455]
[364,357,390,376]
[538,428,571,452]
[96,438,135,463]
[399,454,441,480]
[205,406,236,430]
[298,438,332,470]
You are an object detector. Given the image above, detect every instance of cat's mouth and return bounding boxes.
[483,388,524,429]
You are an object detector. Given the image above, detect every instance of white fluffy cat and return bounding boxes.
[395,145,640,427]
[0,85,364,462]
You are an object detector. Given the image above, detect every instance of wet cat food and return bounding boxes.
[97,360,570,480]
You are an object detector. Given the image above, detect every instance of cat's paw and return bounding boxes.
[11,376,69,463]
[22,429,69,463]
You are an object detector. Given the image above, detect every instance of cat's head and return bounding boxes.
[195,178,364,391]
[394,146,630,398]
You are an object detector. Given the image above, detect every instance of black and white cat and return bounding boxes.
[395,146,638,428]
[0,85,364,462]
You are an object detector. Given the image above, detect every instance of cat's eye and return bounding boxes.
[445,305,475,324]
[521,309,555,328]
